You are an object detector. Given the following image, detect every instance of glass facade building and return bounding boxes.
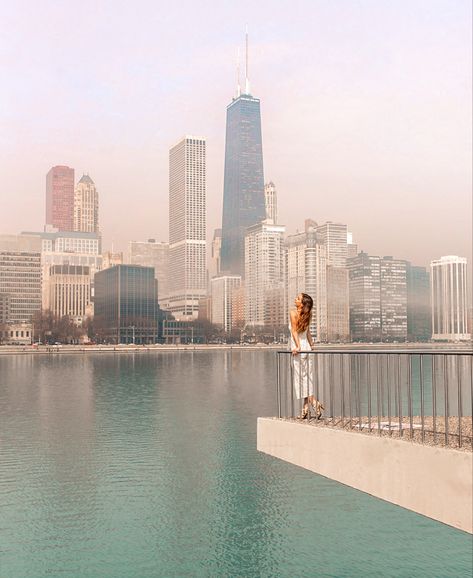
[221,94,266,277]
[348,253,408,342]
[94,265,158,344]
[406,264,431,342]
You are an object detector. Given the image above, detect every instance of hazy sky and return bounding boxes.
[1,0,471,268]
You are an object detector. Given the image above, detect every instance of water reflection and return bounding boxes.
[0,352,471,577]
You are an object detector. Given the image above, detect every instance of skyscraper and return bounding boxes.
[348,252,382,341]
[245,221,286,327]
[317,221,349,341]
[129,239,169,307]
[168,136,207,320]
[221,36,265,277]
[210,275,241,333]
[264,181,277,224]
[406,263,431,342]
[47,265,92,323]
[46,165,75,231]
[431,256,469,341]
[316,222,348,267]
[74,174,99,233]
[21,230,102,311]
[326,266,350,342]
[209,229,222,283]
[380,257,407,341]
[285,220,327,341]
[348,253,408,342]
[0,235,42,324]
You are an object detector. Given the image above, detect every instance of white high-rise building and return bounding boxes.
[21,230,102,312]
[129,239,169,307]
[264,182,277,224]
[245,221,286,327]
[347,231,358,259]
[168,136,207,320]
[74,175,99,233]
[209,228,222,282]
[316,222,348,267]
[316,221,349,341]
[210,275,241,332]
[47,265,92,324]
[431,256,469,341]
[286,220,327,341]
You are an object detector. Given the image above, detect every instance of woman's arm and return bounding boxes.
[290,310,300,355]
[307,325,315,349]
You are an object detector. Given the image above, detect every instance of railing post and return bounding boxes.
[341,353,345,428]
[376,354,381,436]
[276,352,281,418]
[290,354,294,419]
[457,356,462,449]
[367,355,372,432]
[408,355,413,440]
[387,355,392,436]
[330,354,334,424]
[420,355,425,444]
[348,354,353,430]
[444,355,449,447]
[397,354,402,437]
[433,355,437,444]
[323,354,327,426]
[357,354,362,431]
[470,355,473,451]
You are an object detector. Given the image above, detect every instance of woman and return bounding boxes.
[290,293,324,420]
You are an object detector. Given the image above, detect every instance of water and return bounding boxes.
[0,351,471,578]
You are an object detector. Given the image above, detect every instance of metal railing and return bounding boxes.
[276,349,473,449]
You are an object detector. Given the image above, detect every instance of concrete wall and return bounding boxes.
[257,418,473,534]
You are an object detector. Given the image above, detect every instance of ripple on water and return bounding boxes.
[0,352,471,578]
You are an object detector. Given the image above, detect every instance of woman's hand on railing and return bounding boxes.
[291,348,300,356]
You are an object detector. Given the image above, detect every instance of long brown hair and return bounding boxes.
[296,293,313,332]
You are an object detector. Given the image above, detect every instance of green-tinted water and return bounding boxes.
[0,352,471,577]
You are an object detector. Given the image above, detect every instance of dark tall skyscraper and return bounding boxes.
[221,36,265,277]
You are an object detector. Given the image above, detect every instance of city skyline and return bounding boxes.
[1,0,471,270]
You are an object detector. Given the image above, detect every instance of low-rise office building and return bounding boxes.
[94,265,158,344]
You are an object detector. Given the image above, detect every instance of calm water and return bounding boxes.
[0,351,471,578]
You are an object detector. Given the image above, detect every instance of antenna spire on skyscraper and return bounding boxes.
[245,25,250,95]
[236,47,241,98]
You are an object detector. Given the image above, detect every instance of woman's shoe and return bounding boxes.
[312,399,324,420]
[297,405,309,420]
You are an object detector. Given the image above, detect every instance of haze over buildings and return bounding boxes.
[2,1,470,270]
[0,3,471,344]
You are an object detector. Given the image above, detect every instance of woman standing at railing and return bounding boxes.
[290,293,324,420]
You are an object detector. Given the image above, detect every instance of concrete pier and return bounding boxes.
[257,417,473,533]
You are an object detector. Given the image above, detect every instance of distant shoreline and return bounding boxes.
[1,342,471,356]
